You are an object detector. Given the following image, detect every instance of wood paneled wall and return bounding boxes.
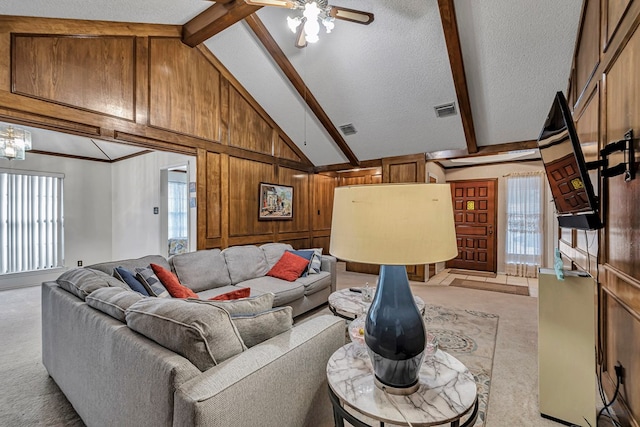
[568,1,640,424]
[0,16,324,254]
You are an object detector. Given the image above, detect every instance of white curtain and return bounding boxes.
[168,180,187,240]
[0,169,64,274]
[505,172,543,278]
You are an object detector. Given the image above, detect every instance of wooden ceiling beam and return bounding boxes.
[426,139,539,160]
[182,0,261,47]
[244,14,360,166]
[437,0,478,154]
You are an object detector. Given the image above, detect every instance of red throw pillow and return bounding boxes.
[266,251,310,282]
[208,287,251,301]
[150,263,199,299]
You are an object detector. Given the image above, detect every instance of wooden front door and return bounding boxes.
[446,179,497,272]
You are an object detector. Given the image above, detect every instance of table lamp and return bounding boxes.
[330,183,458,395]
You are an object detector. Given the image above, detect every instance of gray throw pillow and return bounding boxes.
[308,248,323,274]
[56,268,125,301]
[134,266,170,298]
[231,306,293,348]
[186,293,275,315]
[125,298,246,371]
[86,287,144,322]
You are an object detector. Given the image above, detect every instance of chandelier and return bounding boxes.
[286,0,335,46]
[0,124,32,160]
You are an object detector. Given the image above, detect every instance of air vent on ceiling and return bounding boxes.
[434,103,457,118]
[339,123,358,136]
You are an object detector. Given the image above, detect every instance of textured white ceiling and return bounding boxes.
[0,0,583,166]
[0,0,209,24]
[454,0,582,146]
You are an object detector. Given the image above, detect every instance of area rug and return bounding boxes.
[449,269,497,278]
[450,277,530,296]
[423,303,498,427]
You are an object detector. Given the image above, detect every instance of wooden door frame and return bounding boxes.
[446,178,498,273]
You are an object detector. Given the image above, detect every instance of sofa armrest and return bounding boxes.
[320,254,337,292]
[173,314,345,427]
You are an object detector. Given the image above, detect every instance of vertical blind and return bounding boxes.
[0,169,64,274]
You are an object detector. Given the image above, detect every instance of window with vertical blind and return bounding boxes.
[0,169,64,275]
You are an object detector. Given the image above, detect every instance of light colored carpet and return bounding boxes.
[0,266,573,427]
[450,278,530,296]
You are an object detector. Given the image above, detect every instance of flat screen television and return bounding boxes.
[537,91,603,230]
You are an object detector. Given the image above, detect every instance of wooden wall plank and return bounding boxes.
[228,156,274,237]
[228,86,272,155]
[12,35,136,120]
[574,0,600,106]
[277,167,310,234]
[148,37,220,141]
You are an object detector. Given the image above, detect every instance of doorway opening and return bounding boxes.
[161,164,190,257]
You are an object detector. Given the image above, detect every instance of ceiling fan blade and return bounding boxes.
[295,17,307,48]
[329,6,374,25]
[244,0,297,8]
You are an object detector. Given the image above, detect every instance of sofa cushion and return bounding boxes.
[294,271,332,296]
[125,298,246,371]
[267,251,310,282]
[134,266,170,298]
[240,276,305,307]
[114,267,150,296]
[231,306,293,348]
[170,249,232,292]
[196,285,260,301]
[150,263,198,299]
[222,246,269,284]
[85,287,144,322]
[209,287,250,301]
[188,293,275,315]
[260,242,294,269]
[86,255,170,276]
[56,268,126,301]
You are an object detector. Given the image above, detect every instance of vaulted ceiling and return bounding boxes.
[0,0,583,167]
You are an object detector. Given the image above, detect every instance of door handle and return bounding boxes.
[488,225,494,235]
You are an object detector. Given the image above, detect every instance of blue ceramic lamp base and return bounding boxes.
[365,265,426,395]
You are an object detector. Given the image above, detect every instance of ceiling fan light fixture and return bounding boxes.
[287,16,302,33]
[302,2,321,42]
[322,16,335,33]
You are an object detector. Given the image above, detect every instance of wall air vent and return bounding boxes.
[434,103,457,118]
[339,123,358,136]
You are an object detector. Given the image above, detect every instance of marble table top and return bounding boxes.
[327,343,477,426]
[328,287,426,320]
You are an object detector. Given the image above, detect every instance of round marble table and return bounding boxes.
[327,343,478,427]
[328,288,426,320]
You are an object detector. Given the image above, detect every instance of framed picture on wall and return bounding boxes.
[259,183,294,220]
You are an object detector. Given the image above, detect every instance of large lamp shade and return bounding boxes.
[330,183,458,265]
[329,183,458,394]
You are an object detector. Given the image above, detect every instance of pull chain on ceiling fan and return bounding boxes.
[245,0,374,48]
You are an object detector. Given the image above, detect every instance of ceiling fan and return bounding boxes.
[245,0,374,48]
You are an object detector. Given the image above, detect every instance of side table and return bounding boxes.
[327,343,478,427]
[328,288,426,320]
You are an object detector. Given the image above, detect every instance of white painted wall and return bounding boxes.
[445,160,558,274]
[0,153,113,290]
[111,151,196,260]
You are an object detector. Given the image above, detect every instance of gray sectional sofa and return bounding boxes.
[41,243,344,427]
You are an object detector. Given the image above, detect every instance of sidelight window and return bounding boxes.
[505,173,543,278]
